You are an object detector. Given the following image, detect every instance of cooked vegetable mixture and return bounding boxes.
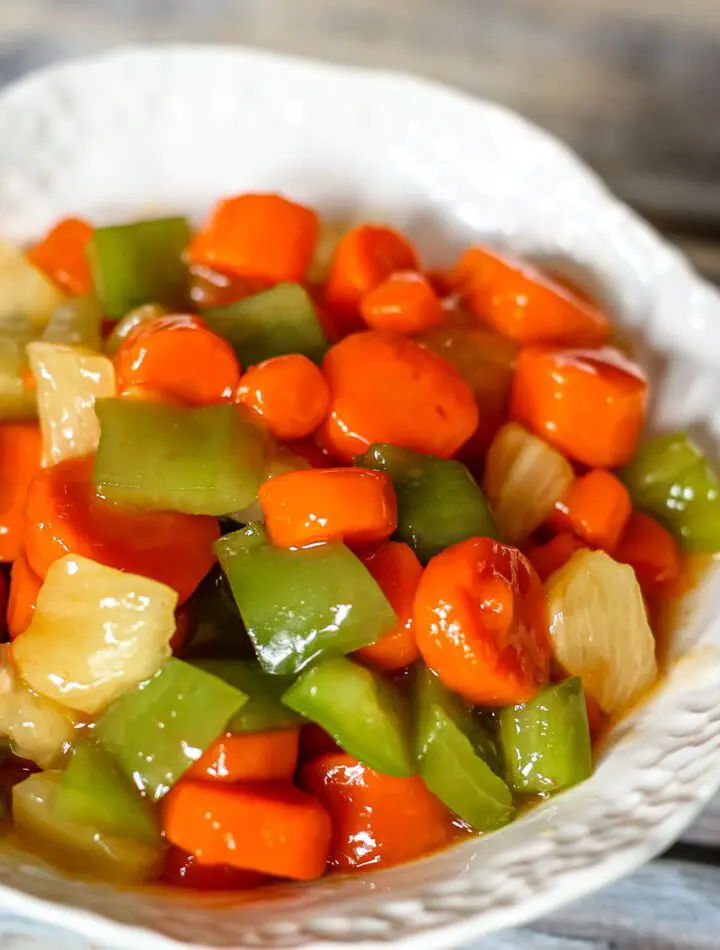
[0,193,714,889]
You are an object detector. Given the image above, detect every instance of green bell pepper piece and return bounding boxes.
[620,432,720,552]
[282,654,414,777]
[180,567,255,660]
[356,444,499,562]
[96,658,247,801]
[203,283,329,366]
[55,741,160,844]
[497,677,592,795]
[94,400,269,516]
[86,216,191,318]
[415,666,513,831]
[216,524,397,675]
[42,296,103,351]
[194,658,303,732]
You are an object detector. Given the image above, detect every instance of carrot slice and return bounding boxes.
[115,314,241,406]
[525,532,588,583]
[0,423,42,563]
[360,271,445,334]
[162,845,270,890]
[236,354,330,440]
[449,246,609,346]
[511,346,647,468]
[299,752,455,872]
[325,226,418,334]
[187,194,319,284]
[259,468,397,549]
[0,570,7,641]
[27,217,94,297]
[6,549,42,640]
[189,263,269,310]
[318,331,478,462]
[354,542,422,671]
[551,470,631,552]
[614,512,681,593]
[162,780,331,881]
[414,537,551,706]
[186,729,300,783]
[24,457,219,603]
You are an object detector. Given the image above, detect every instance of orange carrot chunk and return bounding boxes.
[187,194,319,284]
[552,470,632,552]
[259,468,397,549]
[236,354,330,440]
[360,271,445,334]
[24,456,219,603]
[162,779,331,881]
[354,542,422,671]
[525,532,589,583]
[186,729,300,783]
[614,511,681,593]
[26,217,94,297]
[0,423,43,563]
[449,246,609,346]
[319,331,478,462]
[511,346,647,468]
[299,752,455,872]
[325,226,419,334]
[114,314,241,406]
[414,537,551,706]
[6,549,42,640]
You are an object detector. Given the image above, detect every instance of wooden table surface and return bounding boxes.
[1,1,719,948]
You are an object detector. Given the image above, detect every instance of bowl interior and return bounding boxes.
[1,45,720,950]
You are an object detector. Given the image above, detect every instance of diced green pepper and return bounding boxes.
[13,771,164,883]
[282,654,414,777]
[497,677,592,795]
[194,658,303,732]
[180,567,255,660]
[96,658,247,801]
[0,338,35,420]
[203,283,329,366]
[86,216,191,318]
[621,432,720,551]
[94,400,269,516]
[55,741,160,844]
[216,524,397,675]
[42,296,103,351]
[415,666,513,831]
[105,303,168,356]
[357,444,499,562]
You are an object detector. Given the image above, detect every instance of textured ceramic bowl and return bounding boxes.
[1,44,720,950]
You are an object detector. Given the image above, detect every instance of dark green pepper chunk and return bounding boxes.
[180,567,254,661]
[86,217,191,318]
[193,658,303,732]
[415,666,513,831]
[215,524,397,675]
[497,677,592,795]
[96,659,247,801]
[203,283,329,366]
[356,443,499,562]
[282,654,414,777]
[94,400,268,516]
[55,741,160,845]
[620,432,720,552]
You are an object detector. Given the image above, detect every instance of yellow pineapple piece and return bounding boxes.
[0,239,65,331]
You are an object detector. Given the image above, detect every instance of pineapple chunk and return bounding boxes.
[483,421,574,544]
[27,341,115,466]
[13,555,177,715]
[13,771,164,884]
[546,549,657,714]
[0,647,77,767]
[0,338,36,419]
[0,239,65,331]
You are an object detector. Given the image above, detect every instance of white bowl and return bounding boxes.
[2,44,720,950]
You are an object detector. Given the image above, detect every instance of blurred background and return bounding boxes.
[1,0,718,274]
